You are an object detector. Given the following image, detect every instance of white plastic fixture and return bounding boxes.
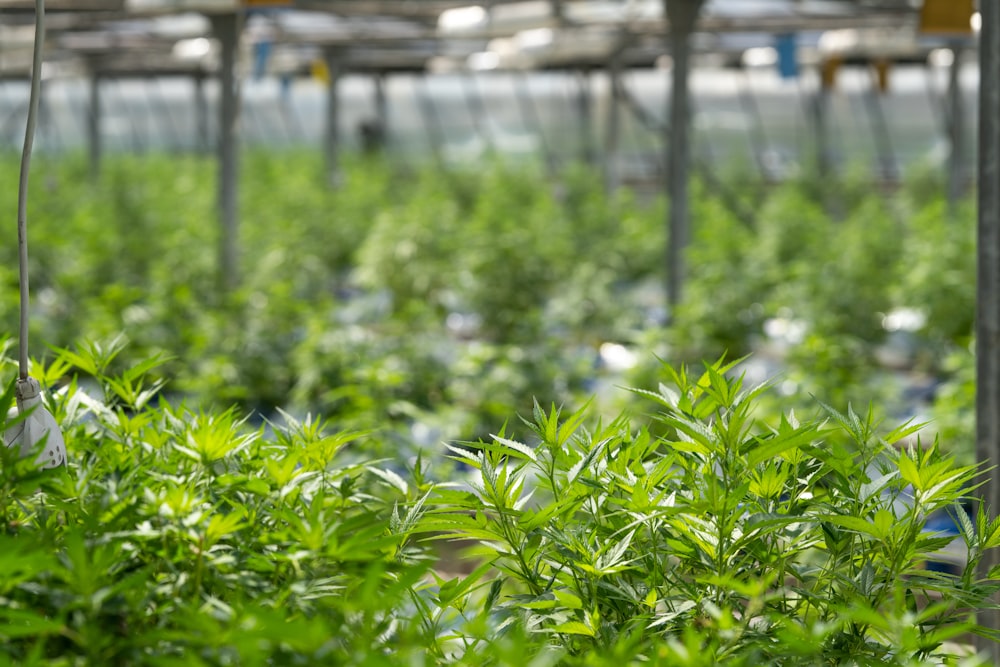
[438,5,488,33]
[126,0,238,12]
[467,50,500,70]
[742,46,779,67]
[172,36,212,60]
[514,27,555,51]
[4,378,66,470]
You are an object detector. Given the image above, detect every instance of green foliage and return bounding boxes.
[0,151,984,463]
[421,359,999,665]
[895,199,976,350]
[0,344,445,665]
[0,344,995,664]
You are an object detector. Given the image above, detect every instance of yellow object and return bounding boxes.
[873,59,891,94]
[919,0,974,34]
[820,57,841,90]
[312,59,330,84]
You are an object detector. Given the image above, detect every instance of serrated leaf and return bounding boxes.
[746,426,819,467]
[567,437,611,485]
[444,443,482,466]
[897,453,921,492]
[823,515,881,541]
[553,589,582,609]
[860,471,899,503]
[489,435,538,462]
[368,467,409,495]
[484,577,503,613]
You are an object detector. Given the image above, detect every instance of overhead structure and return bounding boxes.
[0,2,942,84]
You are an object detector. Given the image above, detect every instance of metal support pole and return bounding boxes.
[663,0,703,315]
[577,68,594,165]
[813,86,832,177]
[552,0,564,23]
[154,77,183,152]
[738,68,772,182]
[461,71,493,155]
[194,70,209,153]
[374,71,389,149]
[323,46,343,186]
[212,12,241,293]
[514,71,555,175]
[604,42,625,194]
[87,66,100,178]
[947,44,965,209]
[977,0,1000,659]
[416,73,445,166]
[862,64,897,183]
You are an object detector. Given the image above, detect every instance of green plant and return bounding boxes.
[0,151,984,464]
[0,344,447,665]
[421,358,999,665]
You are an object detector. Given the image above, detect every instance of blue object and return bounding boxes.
[775,34,798,79]
[280,74,292,103]
[253,40,272,81]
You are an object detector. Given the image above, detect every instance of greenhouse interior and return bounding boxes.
[0,0,999,664]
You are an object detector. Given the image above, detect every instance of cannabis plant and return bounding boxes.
[422,358,1000,665]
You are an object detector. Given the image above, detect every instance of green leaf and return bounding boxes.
[488,434,538,462]
[0,609,65,639]
[550,621,595,637]
[897,452,922,491]
[823,515,882,541]
[553,589,583,609]
[567,437,611,485]
[368,466,409,494]
[746,425,820,468]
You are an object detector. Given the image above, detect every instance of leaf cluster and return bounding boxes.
[419,358,1000,665]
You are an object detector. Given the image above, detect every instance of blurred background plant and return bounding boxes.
[0,151,979,466]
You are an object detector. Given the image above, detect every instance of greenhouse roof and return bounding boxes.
[0,0,964,79]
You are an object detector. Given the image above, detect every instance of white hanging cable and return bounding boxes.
[18,0,44,382]
[4,0,66,471]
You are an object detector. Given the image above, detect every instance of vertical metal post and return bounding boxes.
[87,65,100,178]
[977,0,1000,659]
[416,73,445,166]
[212,12,241,293]
[604,42,624,194]
[374,71,389,148]
[947,44,965,209]
[194,70,209,153]
[813,86,832,177]
[323,46,343,186]
[461,71,493,154]
[577,68,594,165]
[154,78,183,152]
[862,63,897,183]
[738,68,772,182]
[514,71,555,175]
[663,0,703,315]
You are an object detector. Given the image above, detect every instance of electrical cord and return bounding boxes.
[18,0,44,381]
